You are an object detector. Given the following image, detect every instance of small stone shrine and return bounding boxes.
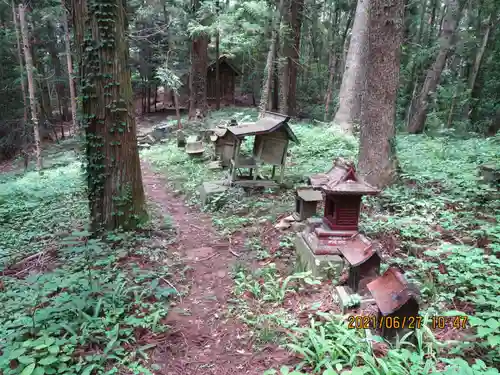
[209,119,238,167]
[367,267,420,339]
[185,135,204,157]
[295,158,379,277]
[293,187,323,221]
[342,243,381,294]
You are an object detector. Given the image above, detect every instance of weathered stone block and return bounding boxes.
[334,285,354,314]
[294,233,344,278]
[199,181,229,206]
[291,221,307,232]
[360,297,376,309]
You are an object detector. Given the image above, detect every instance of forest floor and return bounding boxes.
[0,107,499,375]
[140,161,292,374]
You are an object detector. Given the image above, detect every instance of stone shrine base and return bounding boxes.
[199,181,229,206]
[334,286,376,314]
[295,233,344,277]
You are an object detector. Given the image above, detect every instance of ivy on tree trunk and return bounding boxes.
[72,0,147,232]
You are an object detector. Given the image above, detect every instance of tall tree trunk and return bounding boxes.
[62,0,77,133]
[46,24,70,123]
[12,2,28,129]
[271,36,280,111]
[19,3,42,171]
[259,0,286,118]
[408,0,461,134]
[332,0,369,134]
[358,0,404,188]
[402,0,427,122]
[72,0,147,232]
[324,2,340,121]
[463,13,493,120]
[215,0,221,110]
[280,0,303,116]
[189,0,208,118]
[324,51,337,121]
[172,89,182,129]
[279,0,291,114]
[337,5,355,89]
[33,53,53,124]
[192,35,209,117]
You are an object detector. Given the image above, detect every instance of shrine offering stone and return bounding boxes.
[199,181,229,206]
[295,233,344,277]
[334,286,353,314]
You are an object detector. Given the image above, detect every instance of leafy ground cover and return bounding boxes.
[0,142,179,375]
[142,108,500,374]
[1,108,498,375]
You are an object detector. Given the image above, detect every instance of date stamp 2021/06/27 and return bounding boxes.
[347,315,469,330]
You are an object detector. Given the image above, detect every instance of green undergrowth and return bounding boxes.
[143,109,499,372]
[361,134,500,366]
[141,108,357,233]
[0,155,175,374]
[265,313,499,375]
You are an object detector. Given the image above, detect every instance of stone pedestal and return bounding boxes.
[334,286,353,314]
[199,181,229,206]
[295,233,344,278]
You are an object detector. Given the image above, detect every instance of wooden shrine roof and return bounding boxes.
[228,111,299,143]
[367,267,419,316]
[296,187,323,202]
[337,234,380,266]
[207,56,242,76]
[309,158,380,195]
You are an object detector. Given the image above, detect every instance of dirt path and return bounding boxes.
[140,161,290,375]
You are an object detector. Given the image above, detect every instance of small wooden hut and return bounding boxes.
[294,187,323,221]
[206,56,241,105]
[339,243,381,294]
[210,128,235,167]
[227,112,299,186]
[367,267,420,339]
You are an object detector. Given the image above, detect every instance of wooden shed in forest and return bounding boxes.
[206,56,241,105]
[227,112,299,186]
[175,56,241,107]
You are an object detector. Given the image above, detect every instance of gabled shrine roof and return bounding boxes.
[309,158,380,195]
[228,111,299,143]
[338,234,380,266]
[367,267,419,316]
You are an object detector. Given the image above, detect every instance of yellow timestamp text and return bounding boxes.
[347,315,423,330]
[431,316,468,330]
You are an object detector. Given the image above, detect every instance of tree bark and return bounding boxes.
[332,0,369,134]
[215,0,221,110]
[46,22,70,123]
[172,89,182,129]
[408,0,461,134]
[12,1,28,129]
[280,0,303,116]
[189,0,208,118]
[72,0,147,232]
[401,0,427,122]
[19,3,42,171]
[259,0,286,118]
[271,36,280,111]
[463,13,493,120]
[61,0,78,133]
[324,51,337,121]
[279,0,291,114]
[358,0,404,188]
[337,5,355,89]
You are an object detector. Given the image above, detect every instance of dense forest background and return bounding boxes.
[0,0,499,163]
[0,0,499,374]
